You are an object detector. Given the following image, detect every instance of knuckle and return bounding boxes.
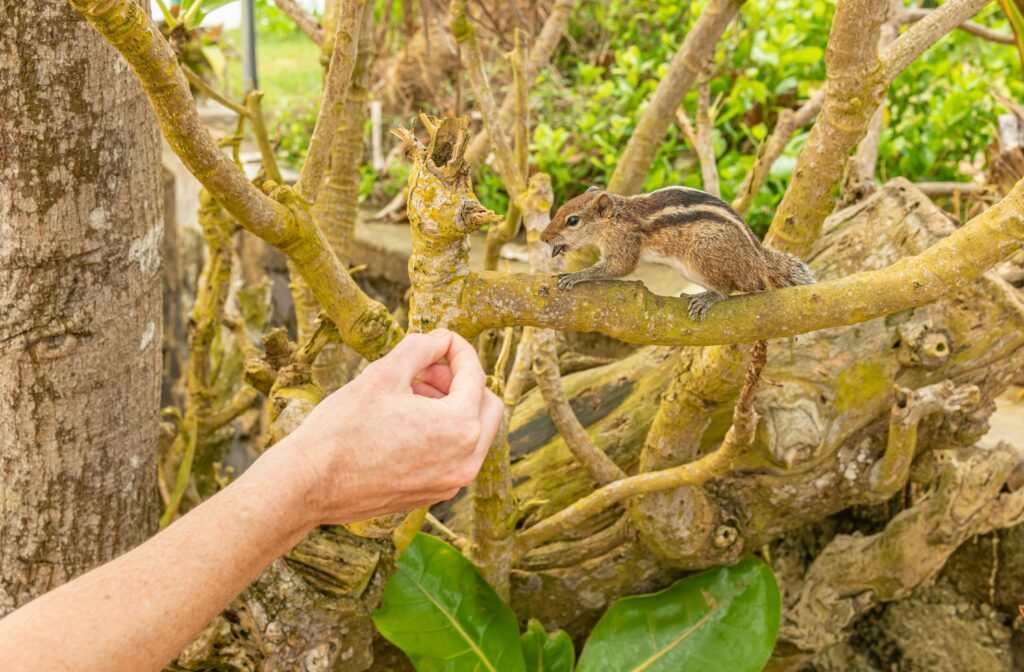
[403,333,430,348]
[456,421,481,449]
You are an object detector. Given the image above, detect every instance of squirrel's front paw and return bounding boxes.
[556,273,582,291]
[686,291,724,321]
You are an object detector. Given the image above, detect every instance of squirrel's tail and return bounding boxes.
[763,248,815,288]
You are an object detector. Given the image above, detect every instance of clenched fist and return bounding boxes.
[273,329,504,525]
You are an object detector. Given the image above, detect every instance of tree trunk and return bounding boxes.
[0,0,162,614]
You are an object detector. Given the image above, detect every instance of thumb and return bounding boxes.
[377,330,453,387]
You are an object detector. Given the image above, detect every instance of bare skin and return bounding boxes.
[0,329,503,672]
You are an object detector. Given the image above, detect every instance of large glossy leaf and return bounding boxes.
[520,619,575,672]
[577,556,780,672]
[372,533,527,672]
[997,0,1024,69]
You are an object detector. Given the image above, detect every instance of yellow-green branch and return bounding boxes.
[72,0,402,361]
[453,176,1024,345]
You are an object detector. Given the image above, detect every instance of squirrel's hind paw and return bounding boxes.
[686,291,724,321]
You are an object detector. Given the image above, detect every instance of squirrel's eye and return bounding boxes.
[566,215,580,227]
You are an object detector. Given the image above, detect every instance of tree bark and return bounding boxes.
[0,0,162,613]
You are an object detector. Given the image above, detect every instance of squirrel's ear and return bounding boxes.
[595,193,614,216]
[586,185,601,193]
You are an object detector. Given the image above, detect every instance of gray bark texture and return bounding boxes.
[0,0,163,613]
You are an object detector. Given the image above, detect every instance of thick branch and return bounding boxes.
[464,0,578,167]
[762,0,889,255]
[607,0,745,195]
[73,0,402,361]
[275,0,325,44]
[782,442,1022,656]
[764,0,992,257]
[294,0,362,202]
[453,176,1024,345]
[516,339,768,552]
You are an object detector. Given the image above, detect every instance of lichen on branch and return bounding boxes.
[451,175,1024,346]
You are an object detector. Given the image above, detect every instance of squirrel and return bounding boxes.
[540,186,815,320]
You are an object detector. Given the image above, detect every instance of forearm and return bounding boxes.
[0,439,316,672]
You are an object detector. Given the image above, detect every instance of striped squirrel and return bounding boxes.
[540,186,815,320]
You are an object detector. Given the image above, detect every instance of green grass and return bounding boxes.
[222,30,322,114]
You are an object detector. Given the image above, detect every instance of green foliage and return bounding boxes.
[521,619,575,672]
[468,0,1021,235]
[881,4,1024,185]
[256,0,321,39]
[372,534,527,672]
[576,556,780,672]
[217,0,1023,230]
[374,535,780,672]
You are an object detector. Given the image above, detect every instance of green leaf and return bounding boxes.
[372,534,527,672]
[576,556,780,672]
[180,0,238,26]
[997,0,1024,70]
[521,620,575,672]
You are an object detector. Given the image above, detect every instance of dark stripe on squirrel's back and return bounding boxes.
[642,187,760,247]
[646,207,744,231]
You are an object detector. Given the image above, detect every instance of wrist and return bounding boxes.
[239,437,322,544]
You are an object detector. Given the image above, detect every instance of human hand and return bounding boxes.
[275,329,504,526]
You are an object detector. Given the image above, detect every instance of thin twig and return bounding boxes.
[731,89,824,216]
[465,0,578,167]
[483,29,530,271]
[533,331,627,485]
[206,387,261,430]
[154,0,178,28]
[517,339,768,552]
[425,512,464,545]
[181,62,250,117]
[916,181,989,196]
[882,0,994,84]
[160,415,198,528]
[695,69,720,198]
[900,6,1014,44]
[181,0,205,26]
[245,90,283,183]
[275,0,326,44]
